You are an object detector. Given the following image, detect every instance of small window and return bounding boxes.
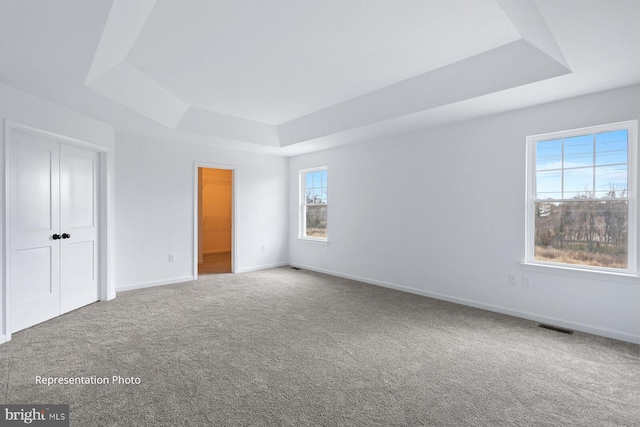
[526,121,637,273]
[300,167,327,240]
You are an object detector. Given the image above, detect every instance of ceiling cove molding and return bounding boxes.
[85,0,190,129]
[277,39,571,146]
[85,0,158,84]
[495,0,570,69]
[85,0,571,148]
[177,107,280,147]
[277,0,571,146]
[87,61,190,130]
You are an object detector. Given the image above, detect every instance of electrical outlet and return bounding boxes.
[509,273,517,285]
[523,276,532,287]
[169,254,176,262]
[261,245,266,252]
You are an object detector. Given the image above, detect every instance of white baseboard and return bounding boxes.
[0,334,7,344]
[290,263,640,345]
[117,276,195,293]
[236,262,288,274]
[116,261,288,293]
[116,262,289,293]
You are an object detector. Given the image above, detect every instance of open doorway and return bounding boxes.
[197,167,233,275]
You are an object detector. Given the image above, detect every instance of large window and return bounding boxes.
[300,167,327,240]
[526,121,637,273]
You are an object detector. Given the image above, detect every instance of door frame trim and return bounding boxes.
[193,162,237,279]
[2,121,113,342]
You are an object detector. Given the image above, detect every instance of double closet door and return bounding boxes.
[10,129,99,333]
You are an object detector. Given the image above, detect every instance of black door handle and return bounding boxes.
[52,234,61,240]
[61,233,71,239]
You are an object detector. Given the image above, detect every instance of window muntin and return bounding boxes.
[527,122,637,273]
[535,130,628,200]
[300,167,327,240]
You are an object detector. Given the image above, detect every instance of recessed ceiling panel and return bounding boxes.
[127,0,521,124]
[0,0,112,79]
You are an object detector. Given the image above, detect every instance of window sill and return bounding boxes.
[298,237,328,245]
[521,262,639,285]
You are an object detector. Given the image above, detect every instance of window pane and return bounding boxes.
[536,170,561,199]
[313,171,321,188]
[564,167,593,198]
[306,173,313,189]
[536,139,562,171]
[564,134,593,168]
[321,170,327,187]
[534,200,628,269]
[305,205,327,238]
[595,164,627,198]
[321,188,327,204]
[596,130,627,166]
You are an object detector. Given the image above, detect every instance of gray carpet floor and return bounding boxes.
[1,267,638,426]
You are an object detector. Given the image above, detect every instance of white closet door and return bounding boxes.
[59,144,99,314]
[9,129,100,333]
[10,132,61,332]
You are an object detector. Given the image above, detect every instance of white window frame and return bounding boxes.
[299,166,328,242]
[525,120,638,276]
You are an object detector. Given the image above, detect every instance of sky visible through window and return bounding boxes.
[536,129,628,199]
[305,170,327,204]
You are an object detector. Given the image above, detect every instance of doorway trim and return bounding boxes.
[2,121,114,343]
[193,162,237,279]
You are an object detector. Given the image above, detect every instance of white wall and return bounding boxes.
[0,84,115,343]
[289,85,640,343]
[115,134,288,290]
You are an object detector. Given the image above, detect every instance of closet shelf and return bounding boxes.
[203,177,231,187]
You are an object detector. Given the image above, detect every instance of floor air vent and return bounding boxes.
[291,267,301,270]
[538,324,574,335]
